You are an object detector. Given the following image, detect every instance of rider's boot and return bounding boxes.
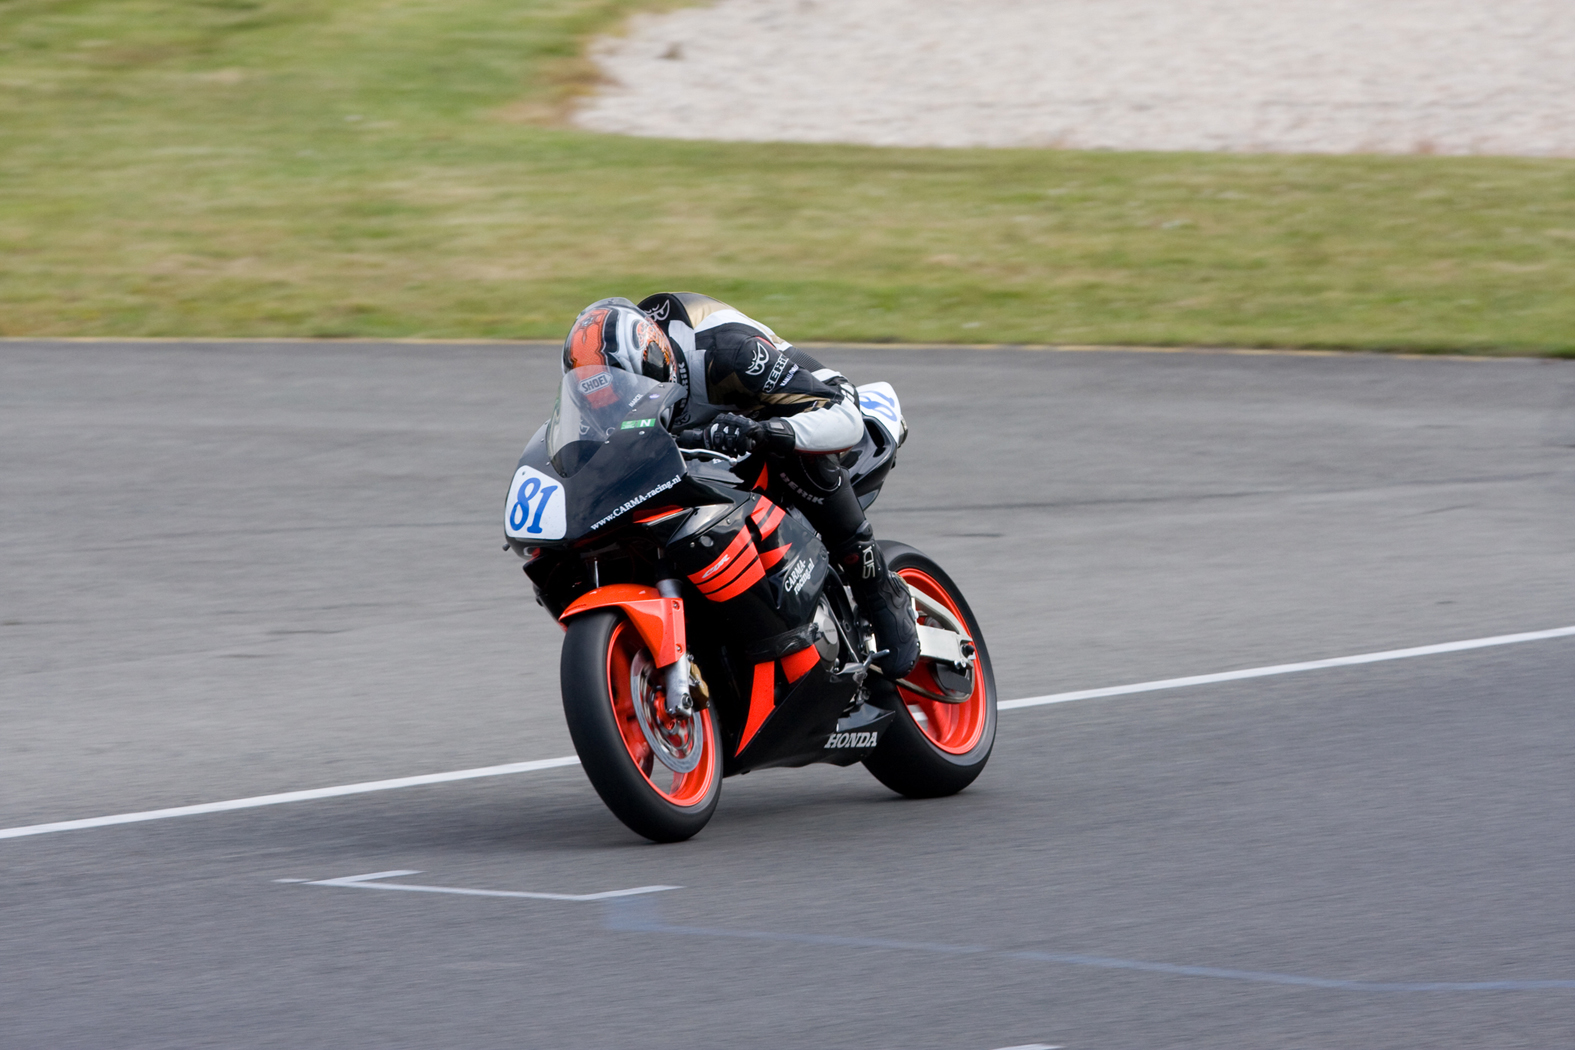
[833,535,919,679]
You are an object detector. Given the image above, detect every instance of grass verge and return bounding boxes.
[2,0,1573,355]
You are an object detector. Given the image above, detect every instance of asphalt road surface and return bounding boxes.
[3,340,1573,1048]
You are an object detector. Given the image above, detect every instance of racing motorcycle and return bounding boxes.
[504,365,996,841]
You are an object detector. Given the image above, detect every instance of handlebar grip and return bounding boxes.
[677,428,707,449]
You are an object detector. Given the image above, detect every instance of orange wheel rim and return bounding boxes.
[605,621,718,806]
[894,569,989,755]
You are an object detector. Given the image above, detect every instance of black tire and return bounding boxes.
[862,542,997,798]
[561,610,722,842]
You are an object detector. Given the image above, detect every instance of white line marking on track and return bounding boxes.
[0,756,580,841]
[296,870,681,902]
[998,624,1575,711]
[2,624,1570,842]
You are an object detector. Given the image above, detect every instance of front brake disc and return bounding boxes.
[629,649,703,774]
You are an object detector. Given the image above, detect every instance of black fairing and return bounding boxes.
[730,663,856,770]
[841,419,897,510]
[511,387,728,549]
[667,495,829,652]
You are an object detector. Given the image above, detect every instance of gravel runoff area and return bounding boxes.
[577,0,1575,155]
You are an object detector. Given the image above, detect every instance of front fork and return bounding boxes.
[656,576,694,718]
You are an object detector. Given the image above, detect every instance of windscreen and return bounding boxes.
[546,366,666,477]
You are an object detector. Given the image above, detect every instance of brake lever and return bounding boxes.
[676,428,732,461]
[680,448,742,463]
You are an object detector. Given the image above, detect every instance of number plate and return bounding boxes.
[504,465,566,540]
[857,381,904,443]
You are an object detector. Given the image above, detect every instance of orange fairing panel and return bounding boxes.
[780,645,819,683]
[748,497,786,538]
[559,584,686,668]
[738,660,776,754]
[688,526,766,603]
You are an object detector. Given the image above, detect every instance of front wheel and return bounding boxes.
[561,610,721,842]
[863,543,996,798]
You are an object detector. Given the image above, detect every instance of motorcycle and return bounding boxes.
[504,365,996,841]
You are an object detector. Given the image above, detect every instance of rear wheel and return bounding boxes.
[863,543,996,798]
[561,610,721,842]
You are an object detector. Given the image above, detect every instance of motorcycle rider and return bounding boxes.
[560,293,920,679]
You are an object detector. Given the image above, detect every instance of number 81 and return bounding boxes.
[510,477,559,534]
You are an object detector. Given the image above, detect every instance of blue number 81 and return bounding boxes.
[510,477,559,534]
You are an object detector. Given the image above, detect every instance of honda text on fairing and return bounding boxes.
[502,358,996,841]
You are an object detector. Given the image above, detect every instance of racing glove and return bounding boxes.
[703,413,796,457]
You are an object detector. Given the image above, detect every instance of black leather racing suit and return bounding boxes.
[638,292,919,677]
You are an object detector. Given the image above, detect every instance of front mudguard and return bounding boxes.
[559,583,686,669]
